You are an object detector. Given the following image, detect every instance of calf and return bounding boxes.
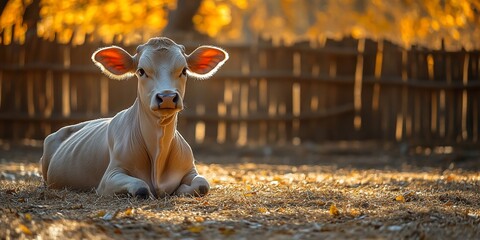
[40,37,228,198]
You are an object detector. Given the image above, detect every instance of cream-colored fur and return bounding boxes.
[40,37,228,198]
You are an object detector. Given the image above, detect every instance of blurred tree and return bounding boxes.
[0,1,8,17]
[23,0,40,41]
[164,0,202,34]
[0,0,479,50]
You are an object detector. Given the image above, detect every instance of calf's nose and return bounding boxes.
[156,92,179,109]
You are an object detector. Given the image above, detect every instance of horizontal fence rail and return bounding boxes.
[0,37,479,147]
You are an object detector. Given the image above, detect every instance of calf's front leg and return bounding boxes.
[97,167,153,199]
[174,168,210,197]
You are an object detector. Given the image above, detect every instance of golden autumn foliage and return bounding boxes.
[0,0,479,49]
[0,0,175,45]
[240,0,480,49]
[37,0,175,45]
[0,0,30,45]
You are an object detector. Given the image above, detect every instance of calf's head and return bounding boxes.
[92,37,228,117]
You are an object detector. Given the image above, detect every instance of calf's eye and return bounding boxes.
[181,67,187,77]
[137,68,147,77]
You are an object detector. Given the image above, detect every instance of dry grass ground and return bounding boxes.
[1,143,479,239]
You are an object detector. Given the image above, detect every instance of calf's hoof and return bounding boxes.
[134,187,150,199]
[197,185,209,197]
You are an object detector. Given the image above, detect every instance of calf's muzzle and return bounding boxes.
[156,92,180,109]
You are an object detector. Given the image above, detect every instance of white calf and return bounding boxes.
[40,37,228,198]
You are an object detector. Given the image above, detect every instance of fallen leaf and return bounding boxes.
[329,204,339,216]
[395,195,406,202]
[258,207,268,213]
[96,210,106,218]
[187,225,204,233]
[276,207,286,213]
[219,227,235,236]
[446,175,455,182]
[194,216,205,223]
[244,192,257,197]
[17,224,32,235]
[124,208,133,216]
[273,176,283,182]
[24,213,32,221]
[349,209,361,217]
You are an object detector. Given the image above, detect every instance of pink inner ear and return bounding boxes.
[189,48,225,74]
[95,48,131,74]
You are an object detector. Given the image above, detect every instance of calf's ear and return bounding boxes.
[186,46,229,79]
[92,46,136,80]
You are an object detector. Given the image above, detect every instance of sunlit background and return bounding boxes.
[0,2,480,238]
[1,0,480,49]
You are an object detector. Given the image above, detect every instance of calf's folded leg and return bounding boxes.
[175,169,210,197]
[97,168,153,199]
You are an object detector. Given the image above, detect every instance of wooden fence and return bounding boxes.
[0,37,479,147]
